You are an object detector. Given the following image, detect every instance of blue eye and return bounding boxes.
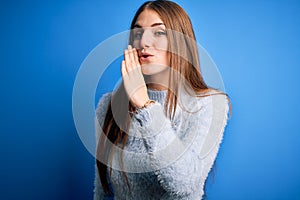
[155,31,167,36]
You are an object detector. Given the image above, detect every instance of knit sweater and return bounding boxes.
[94,89,229,200]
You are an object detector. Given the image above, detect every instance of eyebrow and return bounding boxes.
[133,22,165,28]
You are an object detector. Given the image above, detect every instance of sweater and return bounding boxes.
[94,89,229,200]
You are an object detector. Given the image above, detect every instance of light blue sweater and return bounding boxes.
[94,89,229,199]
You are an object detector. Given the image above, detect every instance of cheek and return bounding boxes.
[155,39,168,51]
[158,52,170,66]
[133,40,140,49]
[155,39,169,65]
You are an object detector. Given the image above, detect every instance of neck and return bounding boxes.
[144,69,169,91]
[147,83,168,91]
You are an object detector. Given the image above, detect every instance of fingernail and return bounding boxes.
[128,45,132,49]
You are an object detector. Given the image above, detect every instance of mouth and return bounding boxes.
[139,53,153,61]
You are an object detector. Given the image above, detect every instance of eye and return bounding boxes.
[133,31,143,40]
[154,30,167,36]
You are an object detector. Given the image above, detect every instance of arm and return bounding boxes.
[93,93,114,200]
[132,93,229,197]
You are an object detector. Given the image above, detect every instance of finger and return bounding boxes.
[133,48,140,67]
[121,60,127,77]
[124,49,131,72]
[131,48,142,75]
[128,45,136,69]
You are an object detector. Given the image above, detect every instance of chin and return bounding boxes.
[141,63,169,76]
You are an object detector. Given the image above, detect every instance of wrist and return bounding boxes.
[137,99,155,109]
[132,99,155,113]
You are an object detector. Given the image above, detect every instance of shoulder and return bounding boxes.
[196,89,229,108]
[178,89,230,119]
[96,92,112,120]
[192,89,230,122]
[94,92,112,141]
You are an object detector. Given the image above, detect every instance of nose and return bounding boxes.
[140,29,153,49]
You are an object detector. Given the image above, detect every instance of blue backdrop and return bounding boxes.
[1,0,299,199]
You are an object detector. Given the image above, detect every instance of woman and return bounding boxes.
[94,0,230,199]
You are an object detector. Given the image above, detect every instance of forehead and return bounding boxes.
[135,9,165,27]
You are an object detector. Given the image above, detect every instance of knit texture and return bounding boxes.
[94,89,229,200]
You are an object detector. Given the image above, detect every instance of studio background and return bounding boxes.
[1,0,299,199]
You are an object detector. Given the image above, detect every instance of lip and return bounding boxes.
[139,52,154,62]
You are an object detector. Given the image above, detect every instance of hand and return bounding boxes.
[121,45,149,108]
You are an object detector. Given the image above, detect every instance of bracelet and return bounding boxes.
[137,99,155,109]
[144,99,155,107]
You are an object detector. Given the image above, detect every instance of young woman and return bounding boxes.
[94,0,230,199]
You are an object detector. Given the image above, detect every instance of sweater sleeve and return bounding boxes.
[93,93,114,200]
[132,94,229,197]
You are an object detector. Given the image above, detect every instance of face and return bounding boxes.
[132,9,169,75]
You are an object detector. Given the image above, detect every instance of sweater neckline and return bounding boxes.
[147,88,167,103]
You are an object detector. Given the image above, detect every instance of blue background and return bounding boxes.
[1,0,299,199]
